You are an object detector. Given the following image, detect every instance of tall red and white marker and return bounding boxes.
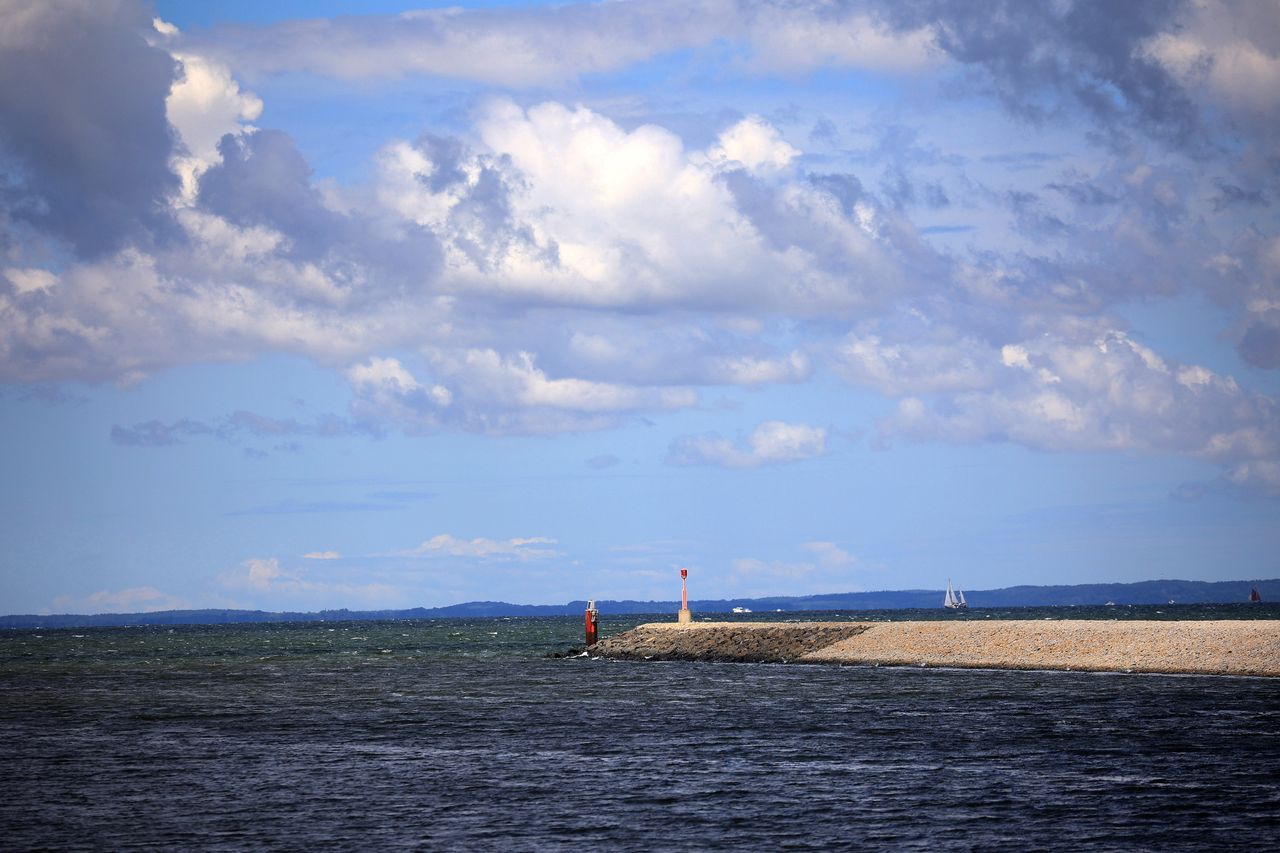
[678,567,692,624]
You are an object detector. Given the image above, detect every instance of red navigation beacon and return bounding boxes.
[584,599,599,646]
[678,568,692,624]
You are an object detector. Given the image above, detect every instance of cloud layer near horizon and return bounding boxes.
[1,0,1278,497]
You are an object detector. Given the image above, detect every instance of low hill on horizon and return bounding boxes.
[2,577,1276,629]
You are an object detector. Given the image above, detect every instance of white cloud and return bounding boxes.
[831,332,997,395]
[219,557,400,607]
[1224,459,1280,497]
[465,99,765,307]
[346,356,423,393]
[0,94,918,405]
[347,349,696,435]
[303,550,340,560]
[1001,344,1030,369]
[152,17,179,38]
[705,115,799,174]
[177,208,283,263]
[728,541,870,595]
[750,420,829,462]
[180,2,942,86]
[668,420,827,468]
[436,348,691,413]
[4,267,58,295]
[158,21,263,203]
[52,586,189,614]
[392,533,561,560]
[224,1,731,85]
[731,557,814,579]
[874,329,1280,482]
[245,557,282,589]
[343,356,451,427]
[1,8,1277,506]
[800,541,860,569]
[1143,2,1280,119]
[709,351,811,385]
[743,10,940,75]
[370,99,917,315]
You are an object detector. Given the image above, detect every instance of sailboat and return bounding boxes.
[1251,587,1262,603]
[943,579,968,610]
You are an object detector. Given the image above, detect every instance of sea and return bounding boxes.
[2,605,1278,850]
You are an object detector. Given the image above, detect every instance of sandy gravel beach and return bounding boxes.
[594,620,1280,676]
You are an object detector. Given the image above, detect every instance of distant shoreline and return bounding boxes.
[4,578,1276,629]
[592,620,1280,677]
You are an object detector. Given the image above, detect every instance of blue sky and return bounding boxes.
[1,0,1278,615]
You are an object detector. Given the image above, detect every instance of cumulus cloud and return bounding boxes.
[830,332,996,395]
[3,268,58,295]
[540,317,812,389]
[730,542,868,591]
[162,35,264,202]
[199,129,442,283]
[391,534,561,560]
[1142,0,1280,123]
[869,327,1280,492]
[174,0,1248,156]
[1223,459,1280,497]
[373,99,926,315]
[2,0,1278,503]
[346,350,696,435]
[0,89,915,396]
[667,420,828,468]
[881,0,1205,150]
[52,586,189,615]
[705,116,800,174]
[218,556,399,606]
[800,541,861,569]
[0,0,179,257]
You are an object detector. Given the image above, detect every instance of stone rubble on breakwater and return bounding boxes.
[590,622,870,663]
[590,620,1280,676]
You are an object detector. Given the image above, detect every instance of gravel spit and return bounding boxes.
[593,620,1280,676]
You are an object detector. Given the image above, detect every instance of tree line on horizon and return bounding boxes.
[2,578,1275,629]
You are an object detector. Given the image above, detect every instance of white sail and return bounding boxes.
[957,589,966,607]
[944,579,957,608]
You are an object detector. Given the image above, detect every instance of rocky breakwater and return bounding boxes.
[591,622,869,663]
[593,620,1280,676]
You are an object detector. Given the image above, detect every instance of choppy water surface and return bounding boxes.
[2,608,1278,850]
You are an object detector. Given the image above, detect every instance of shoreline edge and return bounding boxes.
[589,620,1280,677]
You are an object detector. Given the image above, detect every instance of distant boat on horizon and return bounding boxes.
[1251,587,1262,603]
[732,606,752,613]
[944,579,968,610]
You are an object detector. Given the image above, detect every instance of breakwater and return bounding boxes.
[592,620,1280,676]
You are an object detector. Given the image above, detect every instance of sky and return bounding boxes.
[1,0,1279,615]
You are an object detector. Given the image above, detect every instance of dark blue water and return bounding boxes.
[2,610,1278,850]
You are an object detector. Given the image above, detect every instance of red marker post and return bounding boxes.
[584,599,599,646]
[678,568,692,624]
